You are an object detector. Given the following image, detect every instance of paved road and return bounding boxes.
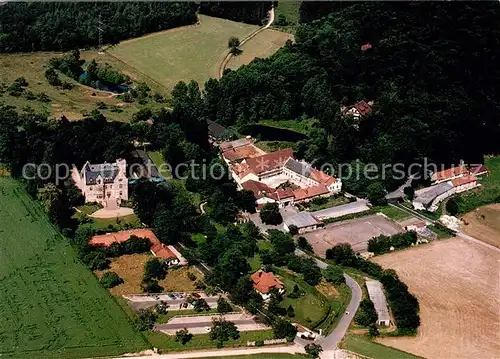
[295,249,362,349]
[312,200,370,220]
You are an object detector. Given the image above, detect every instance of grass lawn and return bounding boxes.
[146,329,275,352]
[343,335,422,359]
[273,1,301,33]
[78,213,143,232]
[75,203,102,215]
[299,195,352,211]
[375,205,412,221]
[108,15,258,93]
[226,28,293,71]
[457,156,500,213]
[147,151,171,178]
[156,308,219,324]
[255,140,298,153]
[277,271,330,328]
[259,118,318,135]
[191,232,207,246]
[97,255,201,296]
[0,52,161,122]
[0,177,146,358]
[427,224,454,239]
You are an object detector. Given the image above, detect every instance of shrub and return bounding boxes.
[100,271,123,288]
[37,92,51,102]
[175,328,193,344]
[143,257,167,280]
[134,309,157,331]
[141,279,162,293]
[96,101,107,109]
[297,236,313,252]
[324,265,345,285]
[288,224,298,235]
[260,203,283,225]
[255,340,264,347]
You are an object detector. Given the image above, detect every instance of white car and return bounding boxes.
[345,311,350,315]
[204,327,211,333]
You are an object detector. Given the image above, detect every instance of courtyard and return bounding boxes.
[302,214,405,256]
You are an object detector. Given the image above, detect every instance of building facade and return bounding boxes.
[72,159,128,207]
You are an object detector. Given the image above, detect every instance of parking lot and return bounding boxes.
[302,214,405,255]
[124,292,220,311]
[155,313,269,335]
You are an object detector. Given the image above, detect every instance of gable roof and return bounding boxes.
[242,180,294,201]
[222,143,266,163]
[220,138,252,152]
[431,165,467,182]
[451,175,477,187]
[361,43,373,51]
[251,270,283,294]
[233,148,294,179]
[293,185,330,201]
[89,229,178,261]
[284,211,323,229]
[353,100,372,116]
[83,162,120,185]
[469,165,489,175]
[284,158,312,178]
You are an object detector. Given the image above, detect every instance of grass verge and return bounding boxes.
[342,334,423,359]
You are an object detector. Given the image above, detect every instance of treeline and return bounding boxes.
[199,1,273,25]
[368,232,418,255]
[203,2,500,193]
[0,2,198,52]
[326,243,420,334]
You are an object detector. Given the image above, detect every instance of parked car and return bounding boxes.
[191,292,201,298]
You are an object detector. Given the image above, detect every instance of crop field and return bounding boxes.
[226,29,293,71]
[461,203,500,248]
[0,52,159,122]
[372,238,500,359]
[0,177,146,358]
[107,15,258,92]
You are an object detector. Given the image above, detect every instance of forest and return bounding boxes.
[0,2,198,52]
[203,2,500,192]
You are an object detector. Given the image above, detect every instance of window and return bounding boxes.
[119,184,122,189]
[119,191,123,196]
[97,179,101,184]
[89,186,93,191]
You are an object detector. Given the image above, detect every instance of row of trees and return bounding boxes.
[367,232,418,255]
[0,2,198,52]
[326,243,420,334]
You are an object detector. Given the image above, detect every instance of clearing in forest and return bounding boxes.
[107,15,258,91]
[0,177,146,358]
[372,238,500,359]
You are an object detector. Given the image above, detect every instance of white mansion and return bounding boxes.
[72,159,128,207]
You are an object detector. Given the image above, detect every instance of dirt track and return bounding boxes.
[373,238,500,359]
[461,203,500,248]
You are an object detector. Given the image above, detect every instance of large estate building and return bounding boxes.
[220,139,342,208]
[72,159,128,207]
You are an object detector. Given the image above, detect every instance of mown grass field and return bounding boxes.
[226,28,293,71]
[0,52,160,122]
[146,329,275,352]
[0,177,147,358]
[343,335,422,359]
[107,15,258,92]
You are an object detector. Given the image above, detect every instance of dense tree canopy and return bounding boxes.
[0,2,198,52]
[199,1,272,25]
[204,2,500,192]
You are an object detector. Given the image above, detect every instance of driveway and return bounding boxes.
[311,200,370,220]
[295,249,362,350]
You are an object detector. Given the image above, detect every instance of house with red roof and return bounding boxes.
[342,100,373,119]
[431,165,468,184]
[89,229,187,266]
[251,270,285,300]
[469,164,489,177]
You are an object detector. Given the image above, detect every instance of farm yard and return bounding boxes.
[0,177,146,358]
[0,52,160,122]
[461,204,500,248]
[372,238,500,359]
[302,214,405,256]
[226,28,293,71]
[107,15,258,93]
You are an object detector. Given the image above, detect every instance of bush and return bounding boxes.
[96,101,107,110]
[324,265,345,285]
[143,257,167,280]
[288,224,298,235]
[297,236,313,252]
[100,271,123,288]
[286,304,295,318]
[217,296,233,314]
[23,91,36,100]
[260,203,283,225]
[367,232,418,255]
[255,340,264,347]
[355,298,378,327]
[37,92,51,102]
[141,279,162,293]
[187,272,197,281]
[134,309,157,331]
[446,196,461,216]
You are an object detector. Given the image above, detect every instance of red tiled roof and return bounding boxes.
[451,175,477,187]
[233,148,294,179]
[222,144,265,163]
[293,185,329,201]
[242,180,294,201]
[245,148,294,175]
[469,165,489,175]
[361,43,372,51]
[89,229,178,260]
[310,169,337,187]
[354,100,372,116]
[251,270,283,294]
[432,165,467,182]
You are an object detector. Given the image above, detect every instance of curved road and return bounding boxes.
[295,249,362,351]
